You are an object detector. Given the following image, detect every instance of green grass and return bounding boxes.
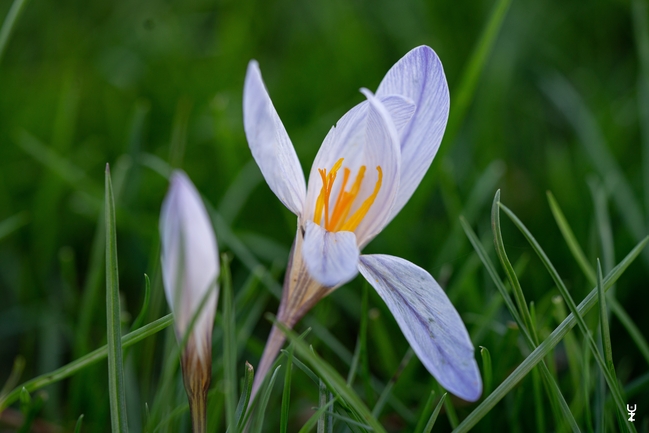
[1,0,649,431]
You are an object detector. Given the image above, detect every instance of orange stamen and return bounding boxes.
[340,166,382,232]
[318,168,329,227]
[329,166,365,231]
[313,158,382,232]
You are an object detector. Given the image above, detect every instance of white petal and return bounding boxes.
[358,254,482,402]
[243,60,307,216]
[376,46,450,222]
[303,91,401,247]
[302,220,359,287]
[160,171,219,363]
[380,94,416,136]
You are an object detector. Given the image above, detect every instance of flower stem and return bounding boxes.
[251,323,287,400]
[250,228,328,401]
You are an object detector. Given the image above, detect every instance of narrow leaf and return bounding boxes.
[463,211,580,431]
[631,0,649,219]
[597,260,614,375]
[251,366,282,433]
[541,74,646,255]
[105,164,128,432]
[130,274,151,331]
[0,212,29,242]
[74,414,84,433]
[479,347,492,395]
[372,348,414,418]
[274,319,388,433]
[443,0,512,147]
[222,253,237,433]
[547,191,596,285]
[499,202,635,432]
[423,393,447,433]
[413,390,436,433]
[550,190,649,367]
[609,298,649,366]
[284,350,320,385]
[235,362,254,430]
[299,396,337,433]
[456,226,648,432]
[0,0,30,65]
[0,314,173,410]
[0,356,25,398]
[280,345,294,433]
[491,190,537,343]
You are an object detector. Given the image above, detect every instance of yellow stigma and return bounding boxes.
[313,158,383,232]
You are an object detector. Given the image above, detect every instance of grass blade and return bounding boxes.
[251,365,281,433]
[0,357,25,399]
[0,0,30,65]
[284,350,320,385]
[550,190,649,369]
[541,73,646,253]
[73,414,84,433]
[105,164,128,432]
[16,129,101,199]
[274,318,388,433]
[456,224,648,432]
[422,393,447,433]
[360,282,373,405]
[0,212,28,242]
[0,314,173,410]
[299,395,337,433]
[547,191,596,284]
[465,202,580,431]
[479,347,492,396]
[413,390,436,433]
[491,190,537,343]
[609,298,649,366]
[530,365,545,433]
[589,179,616,274]
[234,362,254,430]
[222,253,238,433]
[372,348,414,418]
[130,274,151,331]
[410,0,512,214]
[443,0,513,148]
[280,345,294,433]
[499,202,635,432]
[631,0,649,220]
[316,379,334,433]
[597,261,614,375]
[434,160,506,271]
[597,260,623,431]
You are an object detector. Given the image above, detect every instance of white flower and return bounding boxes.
[244,46,481,402]
[160,170,219,431]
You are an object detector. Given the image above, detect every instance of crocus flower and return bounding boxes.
[160,170,219,432]
[243,46,482,402]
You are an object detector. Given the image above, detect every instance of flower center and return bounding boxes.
[313,158,383,232]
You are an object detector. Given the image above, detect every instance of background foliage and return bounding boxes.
[0,0,648,431]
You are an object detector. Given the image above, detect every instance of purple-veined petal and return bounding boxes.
[380,94,416,135]
[303,90,402,247]
[243,60,307,216]
[302,220,360,287]
[376,45,450,222]
[352,90,401,245]
[358,254,482,402]
[160,171,219,363]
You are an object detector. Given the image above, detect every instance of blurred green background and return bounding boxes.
[1,0,648,431]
